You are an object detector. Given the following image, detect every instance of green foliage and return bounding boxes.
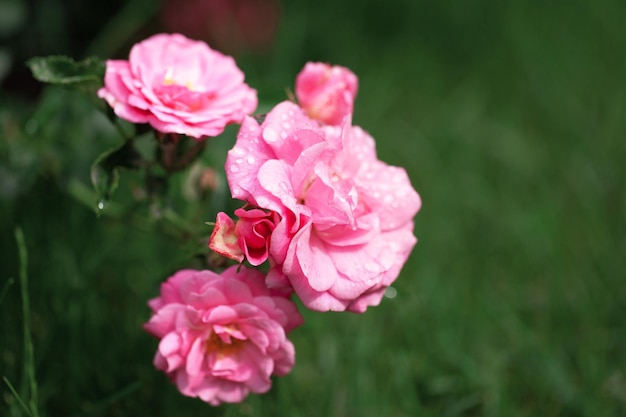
[90,141,142,209]
[26,55,104,87]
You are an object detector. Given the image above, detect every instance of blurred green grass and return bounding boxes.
[2,0,626,416]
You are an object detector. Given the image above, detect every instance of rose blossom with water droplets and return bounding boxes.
[98,33,257,139]
[295,62,358,126]
[143,265,302,405]
[223,101,421,312]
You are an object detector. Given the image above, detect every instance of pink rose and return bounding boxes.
[295,62,358,126]
[98,33,257,139]
[209,207,280,266]
[143,266,302,405]
[225,101,421,312]
[234,207,280,265]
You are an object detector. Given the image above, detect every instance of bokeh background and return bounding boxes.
[2,0,626,416]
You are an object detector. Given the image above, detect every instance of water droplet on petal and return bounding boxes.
[384,287,397,299]
[229,165,239,173]
[247,156,255,164]
[263,127,278,142]
[231,147,245,157]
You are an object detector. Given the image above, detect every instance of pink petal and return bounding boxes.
[204,305,239,324]
[291,225,338,292]
[185,336,206,376]
[209,212,244,262]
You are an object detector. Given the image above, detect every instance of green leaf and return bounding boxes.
[26,55,105,86]
[90,141,141,208]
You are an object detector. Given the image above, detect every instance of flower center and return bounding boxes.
[205,327,244,358]
[163,67,194,90]
[157,67,216,111]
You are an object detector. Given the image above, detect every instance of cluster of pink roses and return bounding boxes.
[99,33,421,405]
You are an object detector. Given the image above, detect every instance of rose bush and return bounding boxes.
[143,266,302,405]
[222,101,421,312]
[98,33,257,139]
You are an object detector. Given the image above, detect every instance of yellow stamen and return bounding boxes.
[205,329,243,359]
[163,67,175,85]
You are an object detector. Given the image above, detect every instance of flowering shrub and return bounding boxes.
[98,33,257,139]
[28,32,420,406]
[144,266,302,405]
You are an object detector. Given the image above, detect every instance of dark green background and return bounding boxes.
[1,0,625,415]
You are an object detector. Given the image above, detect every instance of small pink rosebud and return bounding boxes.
[295,62,358,125]
[208,208,281,266]
[234,207,280,266]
